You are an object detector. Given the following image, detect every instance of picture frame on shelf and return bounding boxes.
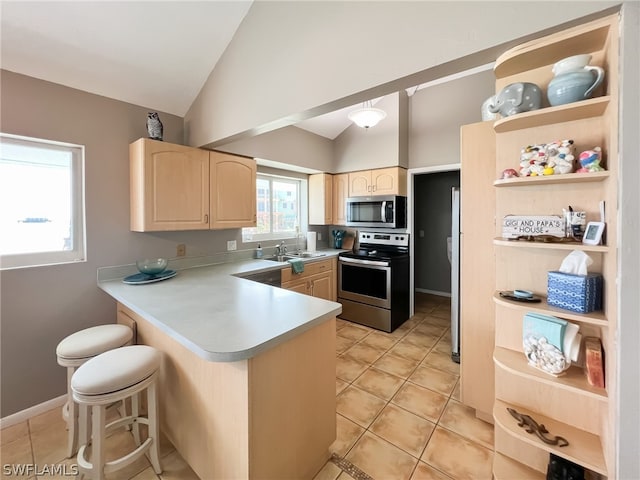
[582,221,605,245]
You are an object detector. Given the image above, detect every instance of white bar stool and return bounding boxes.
[71,345,163,480]
[56,324,133,458]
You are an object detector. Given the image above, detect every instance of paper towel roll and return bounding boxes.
[306,232,317,252]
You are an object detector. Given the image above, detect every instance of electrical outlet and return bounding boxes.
[317,232,322,241]
[177,244,186,257]
[227,240,237,251]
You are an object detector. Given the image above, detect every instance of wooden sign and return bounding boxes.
[502,215,565,239]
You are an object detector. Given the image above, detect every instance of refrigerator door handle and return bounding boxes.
[451,187,461,363]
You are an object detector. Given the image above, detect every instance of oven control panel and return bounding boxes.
[359,231,409,247]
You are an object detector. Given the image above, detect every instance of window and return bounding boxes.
[0,133,86,270]
[242,173,307,242]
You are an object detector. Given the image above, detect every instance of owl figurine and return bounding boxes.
[146,112,163,141]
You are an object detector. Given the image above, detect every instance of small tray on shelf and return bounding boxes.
[499,291,542,303]
[493,291,607,326]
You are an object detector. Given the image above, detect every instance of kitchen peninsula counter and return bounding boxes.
[98,255,342,362]
[97,254,342,480]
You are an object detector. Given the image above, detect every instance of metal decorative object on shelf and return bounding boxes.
[507,407,569,447]
[146,112,163,141]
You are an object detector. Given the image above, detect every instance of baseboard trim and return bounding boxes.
[0,395,66,429]
[415,288,451,298]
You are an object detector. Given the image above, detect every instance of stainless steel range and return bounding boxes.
[338,231,410,333]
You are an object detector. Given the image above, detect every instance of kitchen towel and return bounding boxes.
[288,258,304,274]
[306,232,317,252]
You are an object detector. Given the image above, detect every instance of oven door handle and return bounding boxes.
[339,257,390,267]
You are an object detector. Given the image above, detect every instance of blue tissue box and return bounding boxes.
[547,271,603,313]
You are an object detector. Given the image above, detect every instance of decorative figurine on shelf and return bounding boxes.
[545,139,575,174]
[577,147,605,173]
[146,112,164,141]
[501,168,519,179]
[519,139,575,176]
[488,82,543,117]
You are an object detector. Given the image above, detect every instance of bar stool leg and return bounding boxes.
[131,393,141,446]
[64,367,77,459]
[147,382,162,474]
[78,403,89,449]
[92,405,106,480]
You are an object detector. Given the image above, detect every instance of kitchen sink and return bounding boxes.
[286,252,327,259]
[263,252,327,262]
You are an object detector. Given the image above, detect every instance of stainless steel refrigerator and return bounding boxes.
[450,187,461,363]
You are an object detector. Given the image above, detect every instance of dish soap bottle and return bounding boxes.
[255,243,263,259]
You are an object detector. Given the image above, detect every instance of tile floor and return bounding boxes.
[0,293,494,480]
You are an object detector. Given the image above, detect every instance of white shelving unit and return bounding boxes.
[489,13,619,479]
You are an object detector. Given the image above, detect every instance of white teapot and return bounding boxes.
[547,54,605,106]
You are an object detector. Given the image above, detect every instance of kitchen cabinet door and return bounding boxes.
[348,171,371,196]
[309,173,333,225]
[348,167,407,197]
[371,167,407,196]
[130,138,210,232]
[209,151,256,229]
[332,173,348,225]
[310,273,333,301]
[282,279,310,295]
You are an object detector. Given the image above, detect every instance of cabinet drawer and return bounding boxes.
[281,258,332,283]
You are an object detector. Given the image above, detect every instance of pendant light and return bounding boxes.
[348,100,387,129]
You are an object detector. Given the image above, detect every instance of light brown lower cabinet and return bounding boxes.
[281,258,337,301]
[116,303,336,480]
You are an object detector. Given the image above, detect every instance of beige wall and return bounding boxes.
[0,71,253,416]
[185,1,618,147]
[218,124,333,172]
[409,69,496,168]
[333,92,408,173]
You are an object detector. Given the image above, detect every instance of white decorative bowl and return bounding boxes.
[136,258,168,276]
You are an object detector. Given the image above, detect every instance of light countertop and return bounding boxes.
[97,250,343,363]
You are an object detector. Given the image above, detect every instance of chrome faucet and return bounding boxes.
[275,241,287,256]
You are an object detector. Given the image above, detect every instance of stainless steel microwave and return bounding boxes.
[346,195,407,229]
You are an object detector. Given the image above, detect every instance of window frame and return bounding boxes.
[242,172,308,243]
[0,133,87,270]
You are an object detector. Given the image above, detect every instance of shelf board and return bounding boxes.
[493,292,608,326]
[494,22,612,78]
[493,237,610,253]
[494,347,607,401]
[493,170,610,187]
[492,96,610,133]
[494,399,607,475]
[494,453,545,480]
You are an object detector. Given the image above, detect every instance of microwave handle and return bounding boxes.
[381,201,386,222]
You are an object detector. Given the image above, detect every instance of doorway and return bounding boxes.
[407,165,461,316]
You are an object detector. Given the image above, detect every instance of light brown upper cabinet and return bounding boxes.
[332,173,348,226]
[130,138,210,232]
[308,173,333,225]
[209,151,256,229]
[348,167,407,197]
[130,139,256,232]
